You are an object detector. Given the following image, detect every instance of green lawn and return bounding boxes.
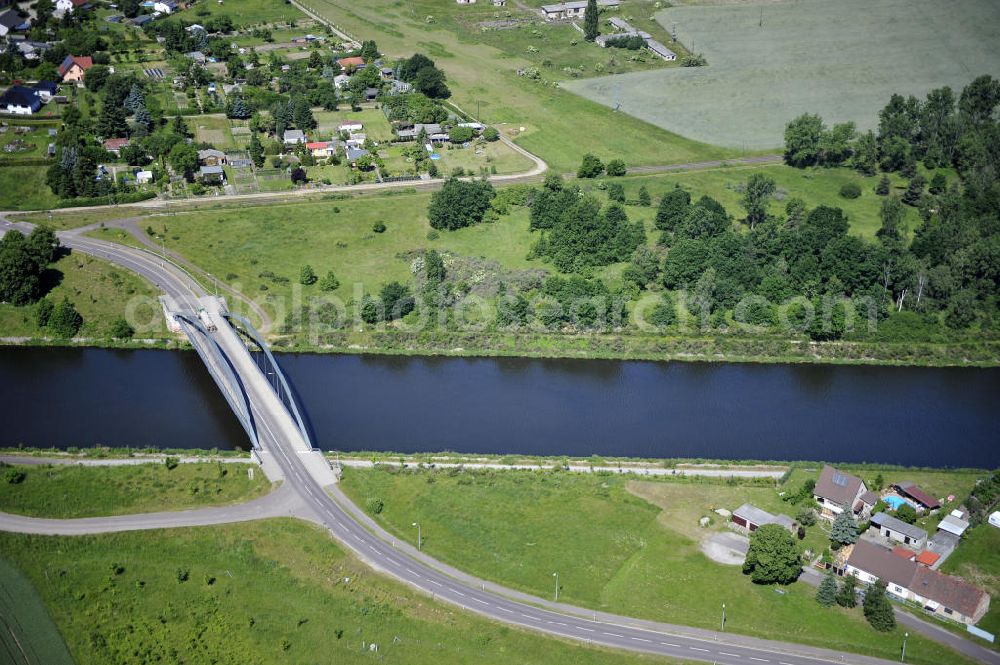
[0,165,60,211]
[165,0,305,28]
[12,207,150,231]
[0,462,270,518]
[192,114,237,150]
[0,557,74,665]
[314,108,394,142]
[306,0,736,172]
[0,250,168,339]
[942,523,1000,636]
[0,520,682,665]
[565,0,1000,148]
[339,466,977,665]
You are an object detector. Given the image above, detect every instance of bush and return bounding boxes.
[47,298,83,338]
[577,153,604,178]
[319,271,340,292]
[482,127,500,142]
[164,456,179,470]
[299,265,317,286]
[372,221,387,233]
[605,159,627,177]
[365,497,384,514]
[839,182,861,199]
[796,507,817,526]
[5,468,26,484]
[110,317,134,339]
[176,567,190,582]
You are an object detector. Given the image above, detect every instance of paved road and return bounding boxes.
[1,217,989,665]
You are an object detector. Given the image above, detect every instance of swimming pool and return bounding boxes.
[884,495,909,510]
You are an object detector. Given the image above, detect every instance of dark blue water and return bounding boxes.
[1,346,998,467]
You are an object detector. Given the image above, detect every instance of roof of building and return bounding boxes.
[197,148,225,158]
[896,482,941,510]
[186,51,206,61]
[815,465,865,507]
[283,129,305,141]
[58,55,93,76]
[732,503,796,529]
[645,39,677,59]
[0,9,23,29]
[910,565,986,618]
[345,146,368,160]
[339,119,363,127]
[103,137,130,150]
[337,56,365,68]
[848,540,986,617]
[131,14,152,24]
[199,165,224,175]
[33,80,59,94]
[306,141,329,149]
[916,550,940,567]
[871,512,928,541]
[938,514,970,536]
[859,490,879,506]
[891,546,915,560]
[0,85,39,108]
[541,0,618,12]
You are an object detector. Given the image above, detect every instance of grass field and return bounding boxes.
[0,250,167,339]
[564,0,1000,148]
[339,466,976,665]
[13,207,150,230]
[0,558,74,665]
[304,0,735,172]
[0,520,682,665]
[0,165,60,211]
[164,0,304,28]
[942,524,1000,636]
[0,462,270,517]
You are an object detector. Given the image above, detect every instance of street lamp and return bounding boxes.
[901,631,908,662]
[412,522,421,550]
[721,603,726,632]
[553,572,559,602]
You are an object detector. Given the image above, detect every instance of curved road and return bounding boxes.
[1,218,993,665]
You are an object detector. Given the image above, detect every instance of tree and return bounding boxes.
[85,64,111,92]
[740,173,776,229]
[648,293,677,327]
[249,132,265,168]
[608,182,625,202]
[425,249,446,286]
[816,572,839,607]
[299,264,317,285]
[427,178,494,230]
[742,524,801,585]
[875,174,891,196]
[120,141,150,166]
[291,97,316,130]
[227,96,251,119]
[583,0,599,41]
[577,153,604,178]
[655,186,691,232]
[36,298,54,328]
[605,159,626,176]
[132,105,152,135]
[863,580,897,632]
[894,503,918,524]
[169,142,199,180]
[110,317,134,339]
[872,473,885,490]
[48,298,83,338]
[290,167,307,184]
[837,573,858,608]
[830,510,859,547]
[483,127,500,142]
[901,174,926,206]
[319,270,340,292]
[96,102,128,138]
[876,196,905,243]
[0,231,42,305]
[359,39,379,62]
[796,507,817,526]
[449,126,474,144]
[928,172,947,195]
[380,281,414,321]
[413,66,451,99]
[637,186,651,206]
[784,113,824,166]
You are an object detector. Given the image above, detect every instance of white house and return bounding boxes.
[338,120,363,133]
[136,170,153,184]
[153,0,176,13]
[989,511,1000,529]
[938,510,970,537]
[0,86,41,115]
[540,0,618,21]
[283,129,306,145]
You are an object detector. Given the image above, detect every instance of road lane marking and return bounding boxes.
[660,642,680,648]
[405,568,419,575]
[631,637,652,643]
[577,627,594,632]
[603,632,624,638]
[689,647,710,652]
[498,607,514,613]
[749,659,769,663]
[452,590,465,597]
[719,652,741,658]
[473,598,489,605]
[427,579,443,587]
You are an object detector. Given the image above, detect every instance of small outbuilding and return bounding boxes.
[938,510,970,537]
[198,164,225,183]
[871,511,928,549]
[894,482,942,512]
[731,503,796,533]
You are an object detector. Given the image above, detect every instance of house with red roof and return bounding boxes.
[893,482,941,512]
[58,55,93,83]
[336,56,365,72]
[103,138,130,156]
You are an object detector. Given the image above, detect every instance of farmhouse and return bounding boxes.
[844,540,989,625]
[198,148,226,166]
[813,465,874,520]
[103,137,130,155]
[0,85,41,115]
[894,482,941,512]
[731,503,796,533]
[58,55,93,83]
[540,0,618,21]
[937,510,970,537]
[870,512,927,549]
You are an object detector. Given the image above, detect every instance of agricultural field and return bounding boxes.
[564,0,1000,148]
[0,558,73,665]
[0,250,167,339]
[0,520,680,665]
[304,0,735,172]
[340,466,976,665]
[0,462,270,518]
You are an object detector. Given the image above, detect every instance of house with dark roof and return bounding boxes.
[870,511,928,549]
[0,8,24,37]
[58,55,93,83]
[33,80,59,101]
[813,465,874,520]
[844,540,989,625]
[0,85,41,115]
[894,482,941,512]
[197,148,226,166]
[731,503,796,533]
[540,0,618,21]
[198,164,225,184]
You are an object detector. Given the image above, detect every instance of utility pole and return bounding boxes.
[901,632,908,662]
[412,522,421,550]
[553,572,559,601]
[721,603,726,632]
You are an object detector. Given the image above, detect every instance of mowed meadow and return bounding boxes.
[565,0,1000,148]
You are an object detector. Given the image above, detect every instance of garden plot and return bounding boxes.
[564,0,1000,149]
